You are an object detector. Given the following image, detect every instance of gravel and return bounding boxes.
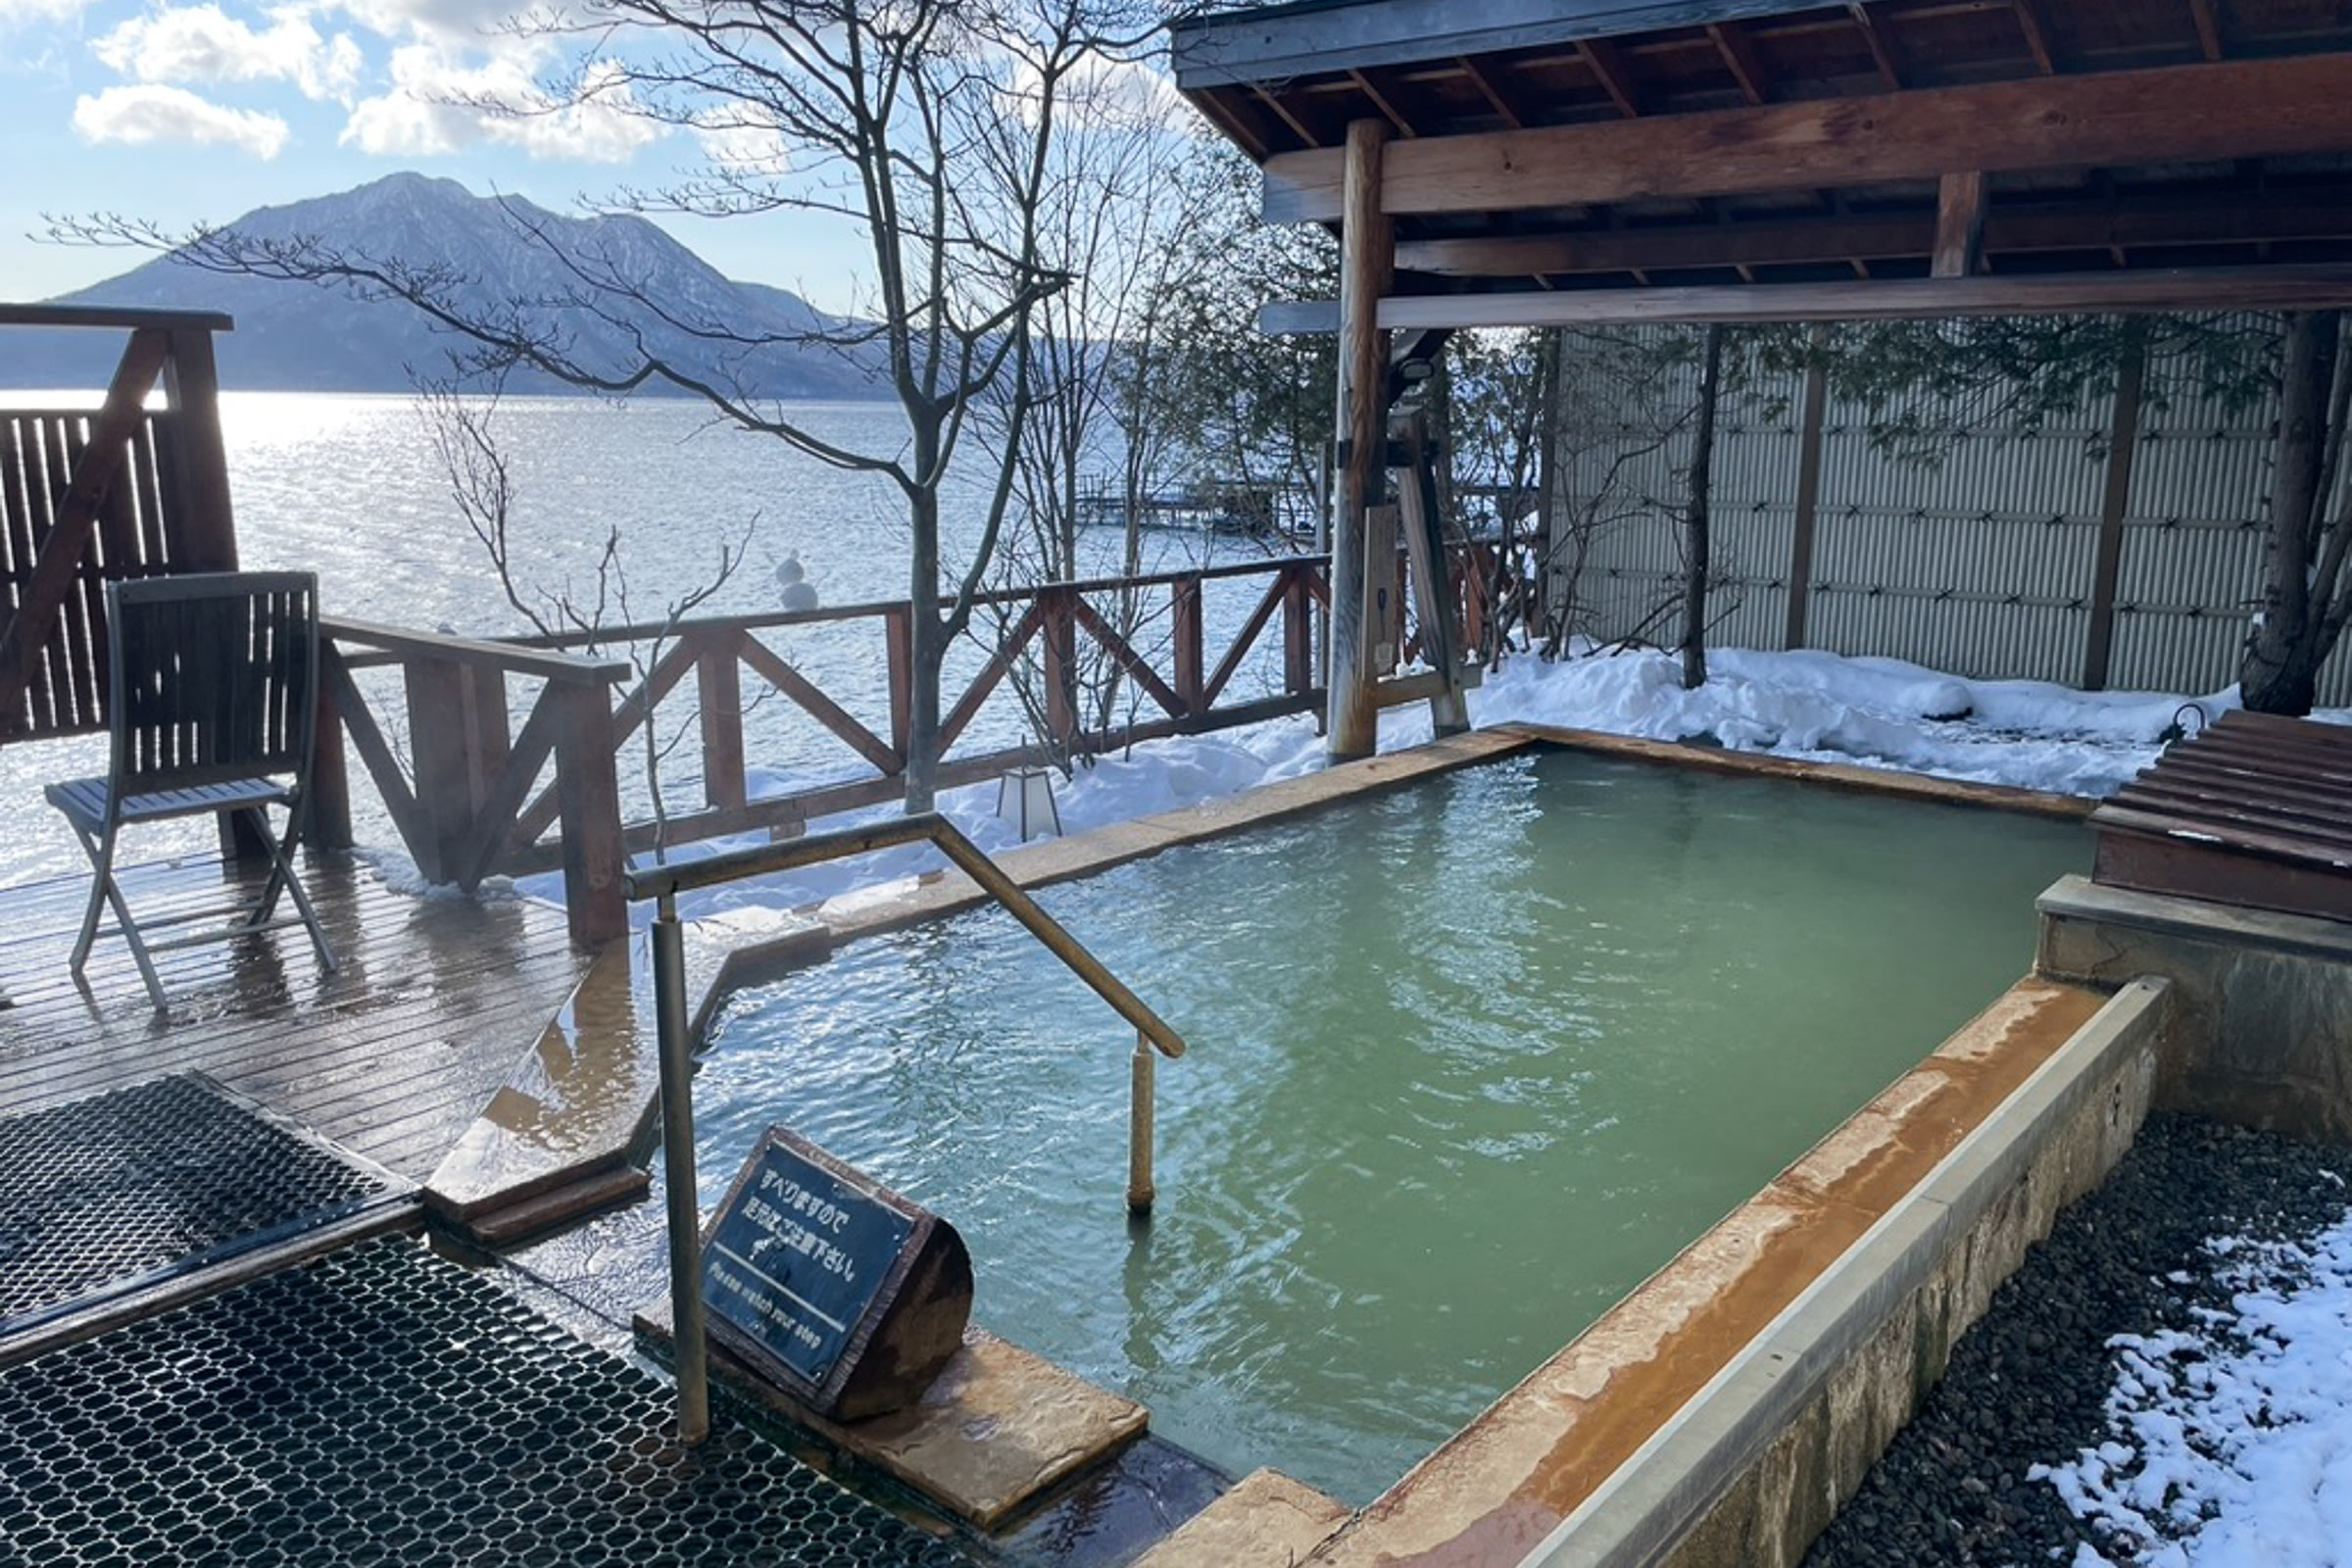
[1801,1113,2352,1567]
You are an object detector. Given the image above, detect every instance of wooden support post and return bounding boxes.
[695,628,748,811]
[1042,587,1079,751]
[306,671,354,854]
[1395,412,1470,735]
[553,678,627,949]
[1328,118,1393,760]
[2083,322,2149,691]
[1933,171,1988,278]
[161,329,238,570]
[1171,575,1204,718]
[1462,547,1491,660]
[1785,323,1831,649]
[1283,564,1315,698]
[1364,503,1401,675]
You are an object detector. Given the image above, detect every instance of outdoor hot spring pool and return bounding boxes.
[693,750,2086,1503]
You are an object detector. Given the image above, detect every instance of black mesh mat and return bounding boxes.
[0,1237,973,1567]
[0,1074,400,1332]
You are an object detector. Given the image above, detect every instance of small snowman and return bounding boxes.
[775,552,820,612]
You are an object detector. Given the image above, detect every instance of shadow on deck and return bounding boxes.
[0,851,593,1184]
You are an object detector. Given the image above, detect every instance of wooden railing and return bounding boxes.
[309,556,1334,948]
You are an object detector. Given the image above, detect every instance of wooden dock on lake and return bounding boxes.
[0,850,591,1183]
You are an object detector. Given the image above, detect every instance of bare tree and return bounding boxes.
[61,0,1165,809]
[1680,322,1728,690]
[2242,310,2352,714]
[416,378,750,859]
[976,46,1212,765]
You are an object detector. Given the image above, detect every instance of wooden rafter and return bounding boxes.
[1349,68,1418,137]
[1456,55,1525,128]
[1707,23,1771,104]
[1581,36,1642,117]
[1251,82,1322,149]
[1261,54,2352,222]
[1848,3,1906,88]
[2188,0,2227,60]
[2011,0,2060,74]
[1191,85,1273,161]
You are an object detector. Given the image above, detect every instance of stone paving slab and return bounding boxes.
[1129,1468,1351,1568]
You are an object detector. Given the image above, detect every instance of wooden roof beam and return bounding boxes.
[1258,263,2352,334]
[1263,54,2352,222]
[1394,193,2352,276]
[1933,171,1987,277]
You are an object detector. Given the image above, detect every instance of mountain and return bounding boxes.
[5,172,883,400]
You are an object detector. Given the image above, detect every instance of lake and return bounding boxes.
[0,392,1293,884]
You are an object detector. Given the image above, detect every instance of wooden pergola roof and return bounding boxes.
[1170,0,2352,327]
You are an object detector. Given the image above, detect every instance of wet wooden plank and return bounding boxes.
[2090,710,2352,924]
[0,852,592,1183]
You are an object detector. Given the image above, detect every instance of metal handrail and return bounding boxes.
[624,810,1188,1445]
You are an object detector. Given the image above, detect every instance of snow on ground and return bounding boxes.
[2034,1200,2352,1568]
[646,639,2289,929]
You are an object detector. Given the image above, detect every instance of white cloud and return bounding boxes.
[340,46,658,163]
[320,0,550,49]
[1008,47,1187,133]
[693,103,792,175]
[73,82,291,158]
[93,5,366,104]
[0,0,91,27]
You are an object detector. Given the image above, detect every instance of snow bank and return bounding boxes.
[2034,1202,2352,1568]
[487,640,2343,924]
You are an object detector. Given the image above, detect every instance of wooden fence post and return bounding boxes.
[404,658,470,884]
[1284,564,1315,698]
[1172,575,1204,719]
[1042,586,1079,751]
[695,628,748,810]
[553,677,627,949]
[307,672,354,853]
[883,606,912,767]
[161,329,238,572]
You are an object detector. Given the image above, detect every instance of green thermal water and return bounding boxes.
[698,752,2086,1504]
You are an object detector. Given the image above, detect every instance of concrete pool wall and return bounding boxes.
[422,723,2181,1568]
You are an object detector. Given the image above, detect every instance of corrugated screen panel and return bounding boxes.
[1543,318,2352,700]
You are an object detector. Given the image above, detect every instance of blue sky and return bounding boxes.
[0,0,878,312]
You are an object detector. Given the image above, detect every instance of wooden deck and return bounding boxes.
[0,850,593,1182]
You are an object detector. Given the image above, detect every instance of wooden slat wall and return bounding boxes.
[0,410,185,739]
